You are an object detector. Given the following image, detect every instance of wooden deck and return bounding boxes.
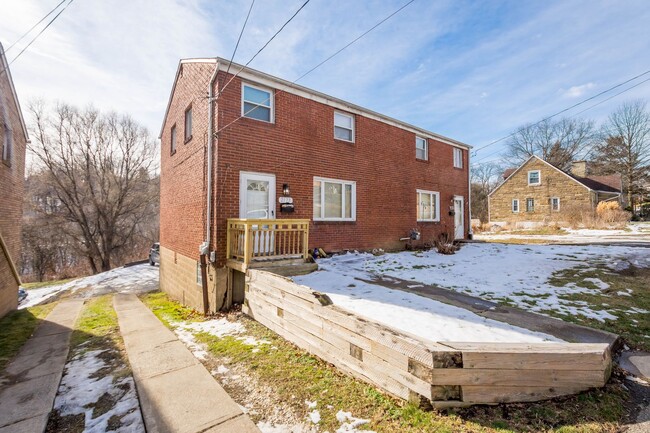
[242,270,613,408]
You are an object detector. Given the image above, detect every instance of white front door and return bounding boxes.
[454,196,464,240]
[240,172,276,254]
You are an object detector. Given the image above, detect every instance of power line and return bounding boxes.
[224,0,256,78]
[0,0,76,78]
[4,0,68,53]
[470,68,650,157]
[217,0,311,100]
[215,0,416,135]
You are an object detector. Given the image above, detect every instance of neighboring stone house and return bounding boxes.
[0,43,29,318]
[159,57,472,313]
[488,155,621,225]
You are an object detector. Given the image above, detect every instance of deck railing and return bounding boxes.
[226,218,310,266]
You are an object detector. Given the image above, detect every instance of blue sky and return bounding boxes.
[1,0,649,165]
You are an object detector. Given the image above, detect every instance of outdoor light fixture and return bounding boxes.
[282,183,290,196]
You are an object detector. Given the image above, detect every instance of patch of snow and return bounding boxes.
[216,365,230,374]
[335,410,375,433]
[308,410,320,424]
[617,289,633,297]
[54,349,144,432]
[257,422,312,433]
[305,400,317,409]
[173,318,271,348]
[583,277,609,290]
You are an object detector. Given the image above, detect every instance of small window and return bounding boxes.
[417,190,440,222]
[1,120,12,165]
[184,106,192,142]
[334,112,354,142]
[416,136,428,160]
[242,83,273,122]
[313,177,356,221]
[196,263,203,286]
[528,170,541,185]
[453,147,463,168]
[551,197,560,211]
[526,198,535,212]
[512,199,519,213]
[170,124,177,155]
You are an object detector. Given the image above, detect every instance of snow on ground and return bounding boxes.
[20,264,159,309]
[476,223,650,244]
[294,243,650,339]
[53,348,144,432]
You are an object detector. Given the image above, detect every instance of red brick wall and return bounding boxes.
[212,72,469,265]
[160,66,470,270]
[0,62,27,317]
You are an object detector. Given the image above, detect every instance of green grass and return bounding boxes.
[70,295,121,350]
[141,292,627,433]
[0,302,57,371]
[21,278,77,290]
[547,265,650,351]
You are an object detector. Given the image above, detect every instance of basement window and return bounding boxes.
[512,199,519,213]
[242,83,273,122]
[528,170,541,186]
[334,112,354,142]
[416,136,428,160]
[417,190,440,222]
[313,177,356,221]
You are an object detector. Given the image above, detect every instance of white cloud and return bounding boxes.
[563,83,595,98]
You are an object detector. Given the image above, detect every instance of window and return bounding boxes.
[528,170,541,185]
[170,124,177,155]
[1,120,12,165]
[415,136,428,160]
[242,83,273,122]
[453,147,463,168]
[526,198,535,212]
[334,112,354,142]
[551,197,560,211]
[512,199,519,213]
[184,106,192,142]
[313,177,356,221]
[417,190,440,222]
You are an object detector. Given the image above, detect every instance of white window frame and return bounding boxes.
[416,189,440,222]
[415,136,428,160]
[170,124,177,155]
[526,198,535,212]
[453,147,463,168]
[528,170,541,186]
[551,197,560,211]
[512,199,519,213]
[184,105,192,141]
[334,111,355,143]
[241,82,274,123]
[313,177,356,221]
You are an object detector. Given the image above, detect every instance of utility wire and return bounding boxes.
[215,0,416,135]
[0,0,76,78]
[472,75,650,166]
[470,68,650,158]
[217,0,311,100]
[4,0,68,53]
[224,0,256,78]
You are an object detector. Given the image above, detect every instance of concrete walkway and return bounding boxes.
[113,293,261,433]
[0,299,85,433]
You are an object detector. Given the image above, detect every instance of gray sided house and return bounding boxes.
[488,156,621,225]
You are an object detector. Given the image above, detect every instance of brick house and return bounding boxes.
[159,58,471,313]
[0,43,29,318]
[488,155,621,225]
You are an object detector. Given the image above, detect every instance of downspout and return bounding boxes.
[199,62,220,315]
[467,150,473,240]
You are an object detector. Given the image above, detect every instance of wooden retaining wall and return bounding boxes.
[242,270,612,408]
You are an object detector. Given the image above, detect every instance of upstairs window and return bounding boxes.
[242,83,273,122]
[313,177,356,221]
[526,198,535,212]
[170,124,177,155]
[334,112,354,142]
[551,197,560,211]
[528,170,541,185]
[453,147,463,168]
[415,136,428,160]
[417,190,440,222]
[512,199,519,213]
[1,120,12,165]
[184,106,192,142]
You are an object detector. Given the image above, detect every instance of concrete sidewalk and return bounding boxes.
[0,299,85,433]
[114,293,261,433]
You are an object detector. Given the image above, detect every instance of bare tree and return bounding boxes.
[591,100,650,211]
[470,162,502,223]
[28,102,158,273]
[505,117,596,170]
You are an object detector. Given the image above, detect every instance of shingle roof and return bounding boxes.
[502,168,516,180]
[572,174,622,193]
